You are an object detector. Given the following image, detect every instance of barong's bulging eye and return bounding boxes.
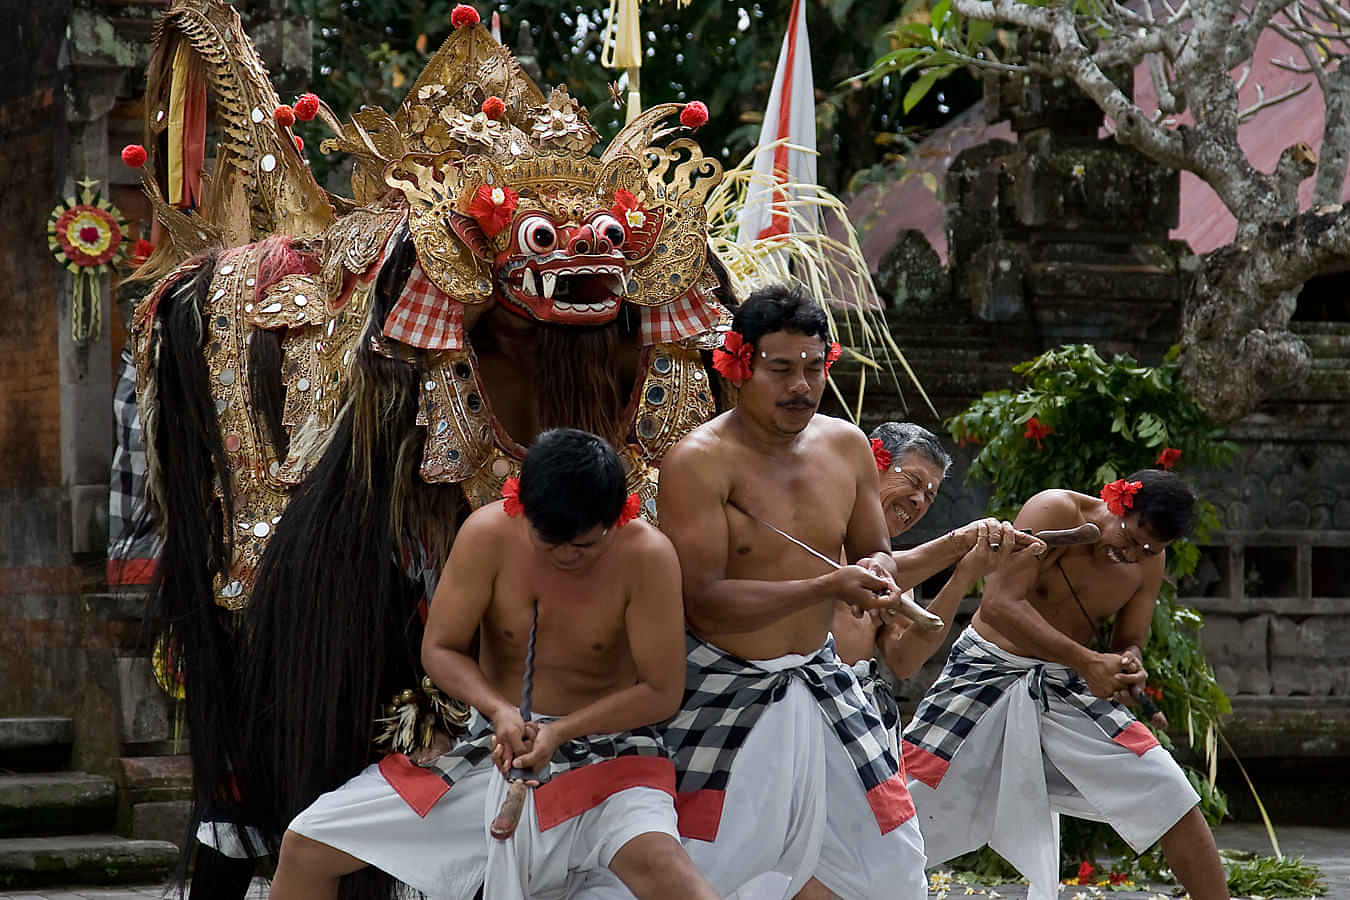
[518,215,556,254]
[591,214,626,250]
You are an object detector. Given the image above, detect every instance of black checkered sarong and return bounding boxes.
[902,626,1156,788]
[108,347,161,583]
[666,632,912,839]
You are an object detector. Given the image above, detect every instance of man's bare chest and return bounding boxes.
[485,570,631,669]
[726,468,855,569]
[1035,553,1142,627]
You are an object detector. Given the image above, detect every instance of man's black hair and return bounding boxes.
[869,421,952,477]
[732,282,830,351]
[1127,469,1196,542]
[519,428,627,544]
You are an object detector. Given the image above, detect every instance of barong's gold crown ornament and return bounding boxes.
[130,0,730,609]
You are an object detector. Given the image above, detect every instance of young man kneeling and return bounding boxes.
[270,428,720,900]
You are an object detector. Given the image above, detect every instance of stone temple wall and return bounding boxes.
[839,68,1350,806]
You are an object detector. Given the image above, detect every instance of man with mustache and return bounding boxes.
[643,284,928,899]
[902,471,1230,900]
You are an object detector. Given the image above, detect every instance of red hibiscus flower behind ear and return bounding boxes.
[870,438,892,472]
[616,493,642,528]
[1100,479,1142,516]
[468,185,518,238]
[712,331,754,384]
[824,341,843,375]
[1156,447,1182,469]
[501,477,523,518]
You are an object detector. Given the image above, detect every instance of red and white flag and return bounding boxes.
[738,0,818,244]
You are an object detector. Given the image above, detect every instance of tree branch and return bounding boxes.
[1239,80,1314,120]
[1314,63,1350,203]
[1229,0,1300,67]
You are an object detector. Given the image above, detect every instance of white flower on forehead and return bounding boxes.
[491,187,506,205]
[624,208,646,228]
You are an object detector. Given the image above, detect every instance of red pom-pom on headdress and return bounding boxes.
[293,135,305,153]
[870,438,892,472]
[468,184,519,238]
[121,144,147,168]
[616,493,642,528]
[481,96,507,120]
[451,4,481,28]
[294,93,320,121]
[273,104,296,127]
[501,477,524,518]
[680,101,709,129]
[1100,479,1142,516]
[712,330,754,384]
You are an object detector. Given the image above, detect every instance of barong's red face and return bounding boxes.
[879,452,943,538]
[494,210,630,326]
[527,522,615,572]
[738,330,830,436]
[1102,515,1168,564]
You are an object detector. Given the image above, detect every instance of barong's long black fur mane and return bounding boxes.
[233,231,437,900]
[143,254,249,875]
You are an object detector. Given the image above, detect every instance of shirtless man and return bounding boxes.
[269,428,720,900]
[903,470,1229,900]
[648,284,929,899]
[830,422,1038,684]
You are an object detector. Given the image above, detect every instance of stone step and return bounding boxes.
[116,757,193,845]
[0,835,179,889]
[0,718,72,771]
[0,773,117,838]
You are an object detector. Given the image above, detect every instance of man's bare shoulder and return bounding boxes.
[810,414,870,453]
[663,411,736,473]
[613,519,681,577]
[1015,489,1095,530]
[454,501,513,557]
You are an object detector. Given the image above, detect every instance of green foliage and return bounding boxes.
[949,344,1236,525]
[1222,852,1327,897]
[948,343,1240,864]
[946,847,1023,884]
[858,0,1010,110]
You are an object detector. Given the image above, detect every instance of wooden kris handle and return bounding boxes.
[1030,523,1102,546]
[490,779,528,840]
[891,590,945,633]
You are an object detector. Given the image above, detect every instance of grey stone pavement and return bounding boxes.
[0,824,1343,900]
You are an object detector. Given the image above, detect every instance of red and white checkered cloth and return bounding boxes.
[639,288,725,346]
[383,263,465,350]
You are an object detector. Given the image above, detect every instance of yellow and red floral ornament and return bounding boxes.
[47,178,129,344]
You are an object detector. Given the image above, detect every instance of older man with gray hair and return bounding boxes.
[830,421,1041,704]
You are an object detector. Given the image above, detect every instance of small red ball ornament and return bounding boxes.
[680,101,709,128]
[481,96,507,120]
[451,4,480,28]
[294,135,305,152]
[121,144,147,168]
[273,105,296,127]
[294,93,320,121]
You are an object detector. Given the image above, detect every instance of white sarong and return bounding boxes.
[903,627,1199,900]
[582,643,927,900]
[290,753,679,900]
